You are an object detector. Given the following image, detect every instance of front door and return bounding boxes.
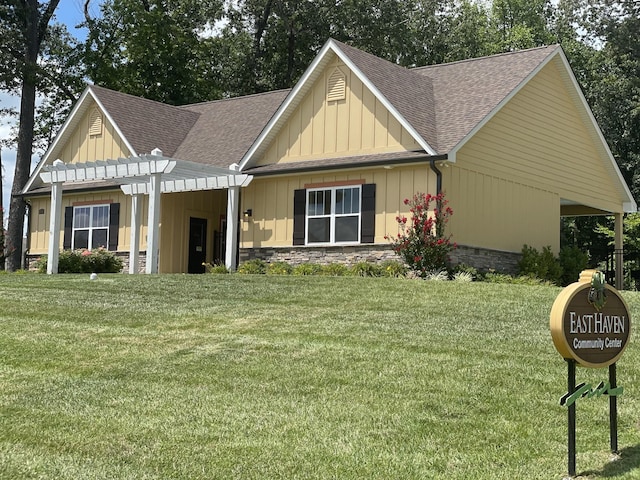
[188,217,207,273]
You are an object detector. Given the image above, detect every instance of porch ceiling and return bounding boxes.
[39,154,253,194]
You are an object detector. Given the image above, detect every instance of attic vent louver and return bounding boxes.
[89,108,103,136]
[327,69,346,102]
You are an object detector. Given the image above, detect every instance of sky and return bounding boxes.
[1,0,94,228]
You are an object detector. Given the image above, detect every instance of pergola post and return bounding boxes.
[225,164,240,271]
[129,194,142,274]
[46,180,63,274]
[614,212,624,289]
[146,172,161,274]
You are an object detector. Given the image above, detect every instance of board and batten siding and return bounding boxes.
[256,56,421,167]
[58,101,131,164]
[28,190,143,255]
[159,190,227,273]
[240,165,436,248]
[445,56,625,254]
[454,57,622,212]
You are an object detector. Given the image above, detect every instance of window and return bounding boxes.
[72,204,110,249]
[293,185,375,246]
[307,186,361,244]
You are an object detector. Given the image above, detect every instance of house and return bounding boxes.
[22,39,637,278]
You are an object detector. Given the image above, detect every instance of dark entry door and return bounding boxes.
[188,217,207,273]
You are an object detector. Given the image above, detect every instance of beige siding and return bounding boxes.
[256,58,421,166]
[59,102,131,163]
[444,165,560,253]
[159,190,227,273]
[447,56,626,254]
[28,190,140,254]
[240,165,436,248]
[456,57,622,215]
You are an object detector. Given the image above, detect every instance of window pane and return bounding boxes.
[92,229,108,249]
[74,207,90,229]
[308,190,331,216]
[336,187,360,214]
[308,218,330,243]
[335,216,359,242]
[92,206,109,227]
[74,230,89,249]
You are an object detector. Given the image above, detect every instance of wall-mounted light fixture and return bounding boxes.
[243,209,252,218]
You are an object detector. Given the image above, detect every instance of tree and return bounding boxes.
[84,0,225,105]
[0,0,62,271]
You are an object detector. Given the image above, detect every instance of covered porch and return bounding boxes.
[39,149,252,274]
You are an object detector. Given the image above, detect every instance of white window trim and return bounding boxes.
[72,204,110,250]
[305,185,361,245]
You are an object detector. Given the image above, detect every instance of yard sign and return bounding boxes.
[550,269,631,477]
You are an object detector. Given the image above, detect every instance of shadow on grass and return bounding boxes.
[581,444,640,478]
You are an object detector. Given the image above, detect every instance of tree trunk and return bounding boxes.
[5,1,40,271]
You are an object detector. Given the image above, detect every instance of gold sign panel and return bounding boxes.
[550,270,631,368]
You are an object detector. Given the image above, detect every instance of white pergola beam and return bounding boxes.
[46,181,63,274]
[129,194,142,274]
[146,173,161,274]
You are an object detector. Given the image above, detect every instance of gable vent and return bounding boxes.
[327,69,346,102]
[89,108,103,136]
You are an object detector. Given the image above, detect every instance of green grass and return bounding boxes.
[1,274,639,479]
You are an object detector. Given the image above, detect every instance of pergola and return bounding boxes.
[39,149,252,274]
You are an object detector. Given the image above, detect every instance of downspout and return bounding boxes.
[430,158,442,195]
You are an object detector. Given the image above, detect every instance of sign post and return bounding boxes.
[550,270,631,477]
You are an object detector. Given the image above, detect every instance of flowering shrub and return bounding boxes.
[36,248,123,273]
[386,192,456,277]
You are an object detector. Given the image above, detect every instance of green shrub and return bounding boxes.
[293,263,323,276]
[559,246,589,285]
[380,260,407,278]
[237,259,267,274]
[267,261,293,275]
[204,262,229,274]
[517,245,562,285]
[386,192,456,277]
[321,263,350,276]
[453,263,479,281]
[36,249,123,273]
[350,261,382,277]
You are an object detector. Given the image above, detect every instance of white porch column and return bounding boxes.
[129,194,142,274]
[46,180,63,274]
[225,164,240,271]
[615,212,624,289]
[146,173,161,274]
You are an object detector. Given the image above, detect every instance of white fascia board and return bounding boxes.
[239,39,436,171]
[90,88,137,158]
[330,45,437,156]
[22,86,138,194]
[447,47,561,164]
[23,87,93,193]
[239,40,336,171]
[553,50,637,213]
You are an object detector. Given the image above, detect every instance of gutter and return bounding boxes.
[430,157,443,194]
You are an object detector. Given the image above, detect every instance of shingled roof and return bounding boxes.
[175,90,290,168]
[27,40,563,194]
[412,45,561,154]
[90,85,199,157]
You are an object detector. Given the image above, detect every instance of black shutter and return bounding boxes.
[360,184,376,244]
[63,206,73,250]
[293,189,306,245]
[108,203,120,251]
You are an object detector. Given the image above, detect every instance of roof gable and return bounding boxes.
[239,39,437,171]
[414,45,560,155]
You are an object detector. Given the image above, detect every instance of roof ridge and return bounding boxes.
[181,88,292,109]
[89,84,192,111]
[413,44,560,71]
